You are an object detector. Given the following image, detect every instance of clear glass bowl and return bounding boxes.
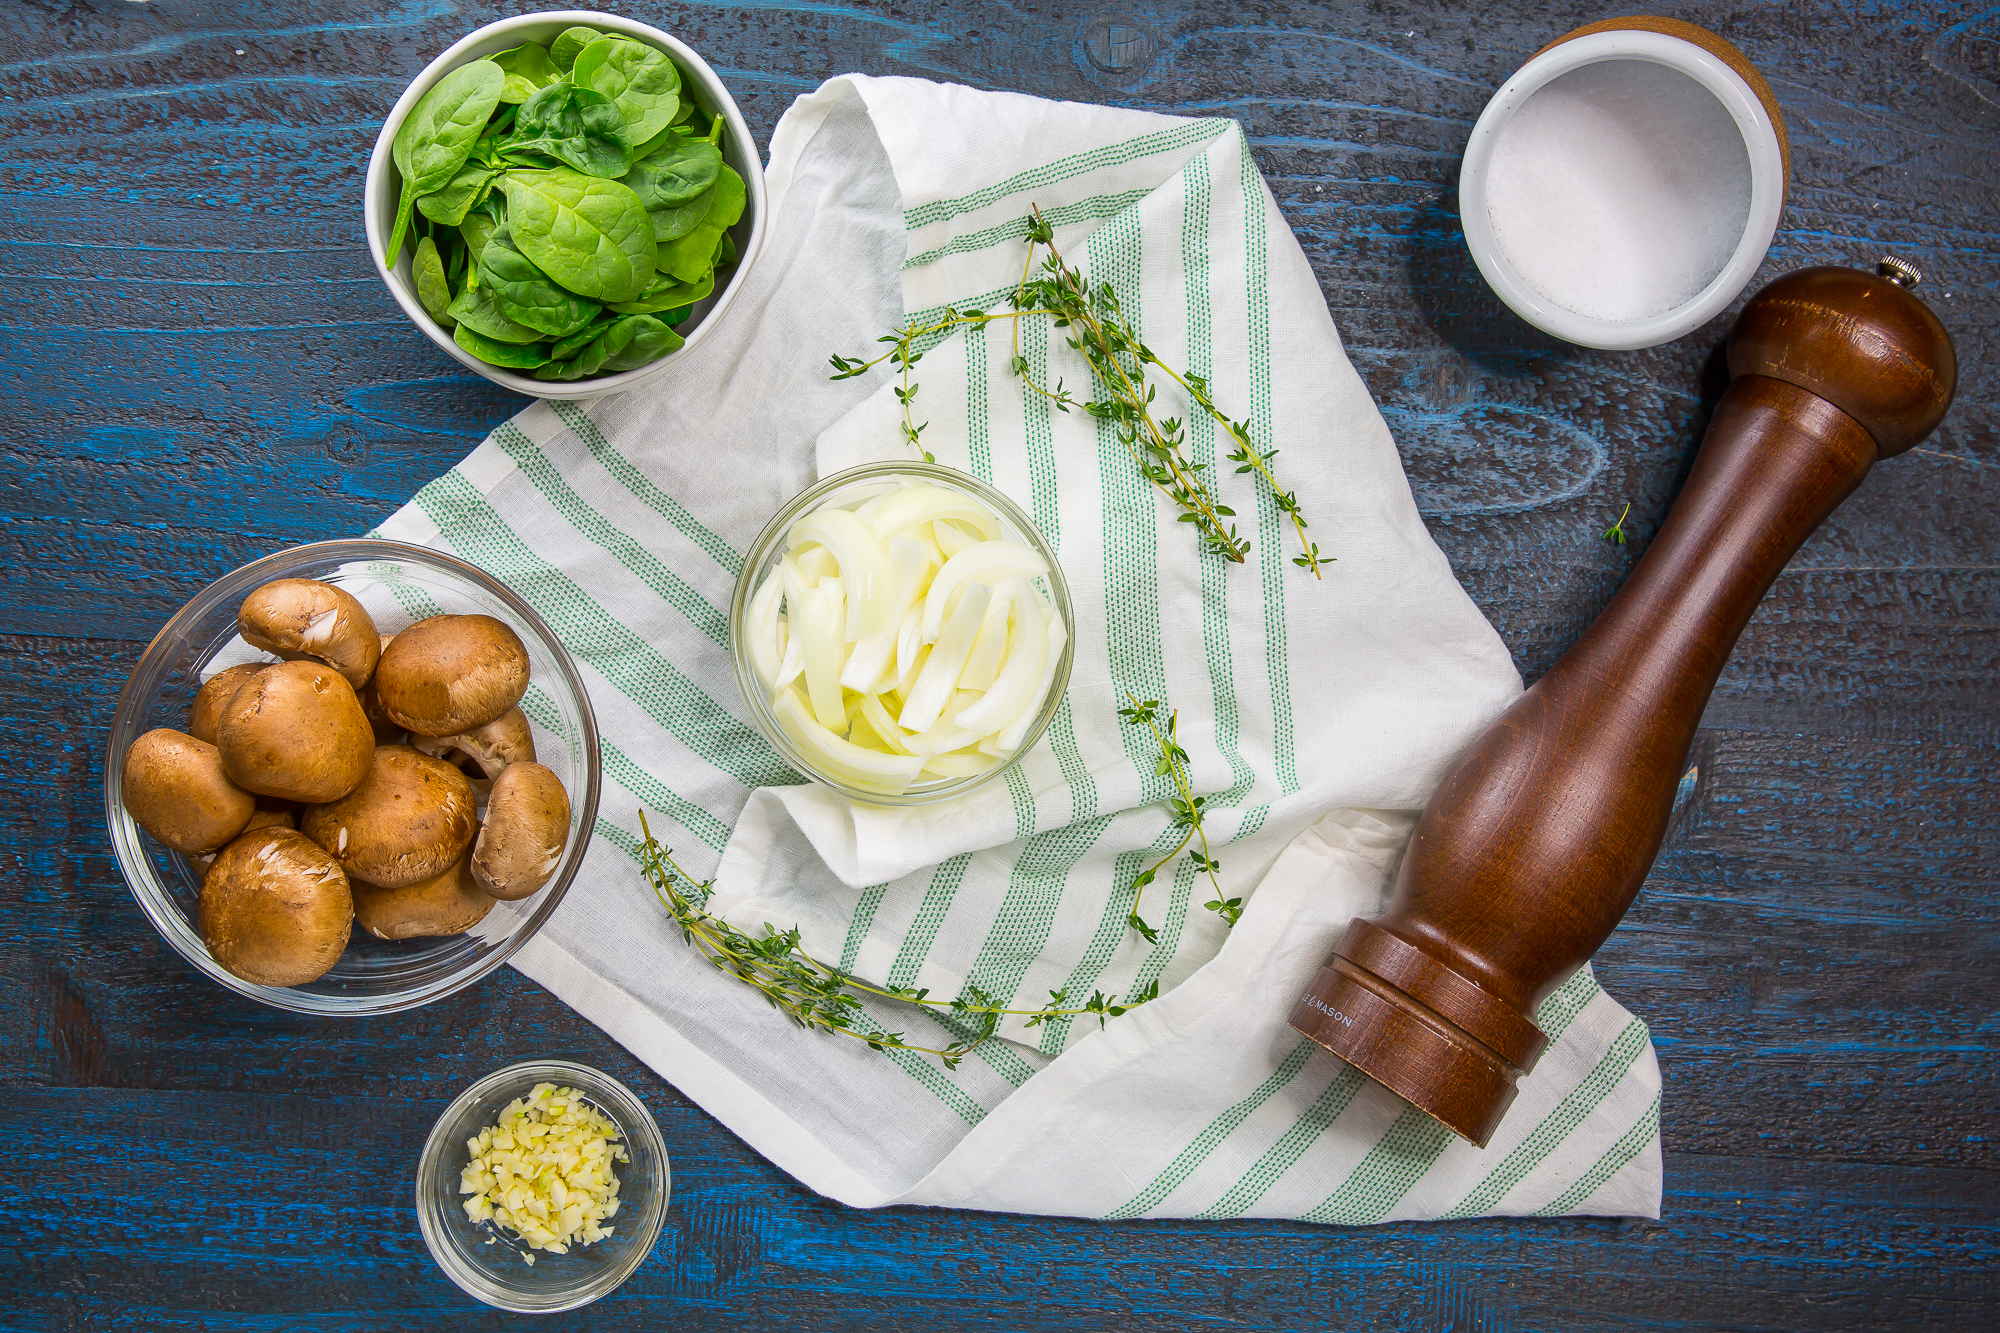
[729,461,1075,806]
[104,539,602,1015]
[416,1061,669,1312]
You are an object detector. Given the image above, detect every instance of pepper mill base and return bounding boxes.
[1288,920,1548,1147]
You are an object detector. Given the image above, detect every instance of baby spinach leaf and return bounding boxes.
[704,163,747,228]
[655,171,742,281]
[549,26,602,73]
[628,122,690,162]
[414,235,457,328]
[388,60,505,264]
[436,229,468,290]
[596,314,684,372]
[479,228,602,338]
[658,223,723,283]
[571,37,681,146]
[534,314,682,380]
[447,281,545,344]
[608,264,713,314]
[648,191,711,243]
[455,323,552,369]
[416,159,501,226]
[459,201,503,263]
[497,168,656,303]
[550,315,615,360]
[485,42,558,103]
[645,148,743,242]
[623,136,721,208]
[503,81,632,179]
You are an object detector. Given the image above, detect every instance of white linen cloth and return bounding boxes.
[372,76,1662,1222]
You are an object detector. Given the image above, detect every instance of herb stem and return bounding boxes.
[639,812,1156,1068]
[831,206,1322,573]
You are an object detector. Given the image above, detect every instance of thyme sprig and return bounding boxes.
[639,812,1157,1070]
[1117,692,1238,936]
[830,207,1323,575]
[1602,502,1632,545]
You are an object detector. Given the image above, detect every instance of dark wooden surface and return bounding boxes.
[2,1,1994,1328]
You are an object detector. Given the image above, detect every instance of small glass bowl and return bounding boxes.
[103,539,602,1015]
[728,461,1075,806]
[416,1061,669,1312]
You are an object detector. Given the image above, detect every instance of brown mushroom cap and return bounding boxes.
[301,744,477,889]
[198,827,354,986]
[410,705,536,782]
[215,660,375,803]
[237,579,382,689]
[189,663,267,745]
[471,761,571,901]
[121,728,256,854]
[352,841,494,940]
[373,614,531,737]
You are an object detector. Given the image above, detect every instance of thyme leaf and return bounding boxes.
[1603,502,1632,545]
[1117,690,1237,936]
[831,206,1325,575]
[639,812,1156,1068]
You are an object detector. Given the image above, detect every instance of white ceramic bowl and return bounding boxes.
[1458,29,1786,350]
[364,10,767,399]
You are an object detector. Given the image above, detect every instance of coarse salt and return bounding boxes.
[1486,59,1752,322]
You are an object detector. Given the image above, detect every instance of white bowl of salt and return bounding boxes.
[1459,17,1790,351]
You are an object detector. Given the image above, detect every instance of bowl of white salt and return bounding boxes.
[1458,17,1789,351]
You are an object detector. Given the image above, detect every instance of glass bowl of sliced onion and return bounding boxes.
[730,462,1074,804]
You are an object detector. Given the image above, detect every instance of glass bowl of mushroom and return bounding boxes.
[104,539,602,1015]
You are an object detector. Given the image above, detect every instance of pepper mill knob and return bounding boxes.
[1289,264,1957,1145]
[1728,264,1955,456]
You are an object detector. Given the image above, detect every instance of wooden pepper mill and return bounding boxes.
[1290,262,1958,1146]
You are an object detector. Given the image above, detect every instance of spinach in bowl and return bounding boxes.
[384,25,743,383]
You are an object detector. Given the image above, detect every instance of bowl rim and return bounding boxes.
[415,1059,670,1312]
[1457,28,1786,351]
[104,538,603,1015]
[728,461,1077,808]
[362,9,769,400]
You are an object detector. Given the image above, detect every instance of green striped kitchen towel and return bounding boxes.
[371,76,1662,1221]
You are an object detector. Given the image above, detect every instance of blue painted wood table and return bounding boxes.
[5,2,1994,1328]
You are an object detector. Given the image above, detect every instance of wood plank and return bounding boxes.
[1,0,1994,1325]
[5,1087,1995,1330]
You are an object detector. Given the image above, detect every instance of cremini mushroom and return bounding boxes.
[301,744,477,889]
[237,579,381,689]
[215,659,375,803]
[121,728,255,854]
[197,826,354,986]
[351,841,493,940]
[189,663,267,745]
[373,614,531,737]
[471,761,570,901]
[410,705,536,788]
[194,807,297,872]
[356,634,406,745]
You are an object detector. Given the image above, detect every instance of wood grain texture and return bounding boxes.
[2,0,1993,1327]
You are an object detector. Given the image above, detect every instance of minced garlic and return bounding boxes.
[460,1082,627,1264]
